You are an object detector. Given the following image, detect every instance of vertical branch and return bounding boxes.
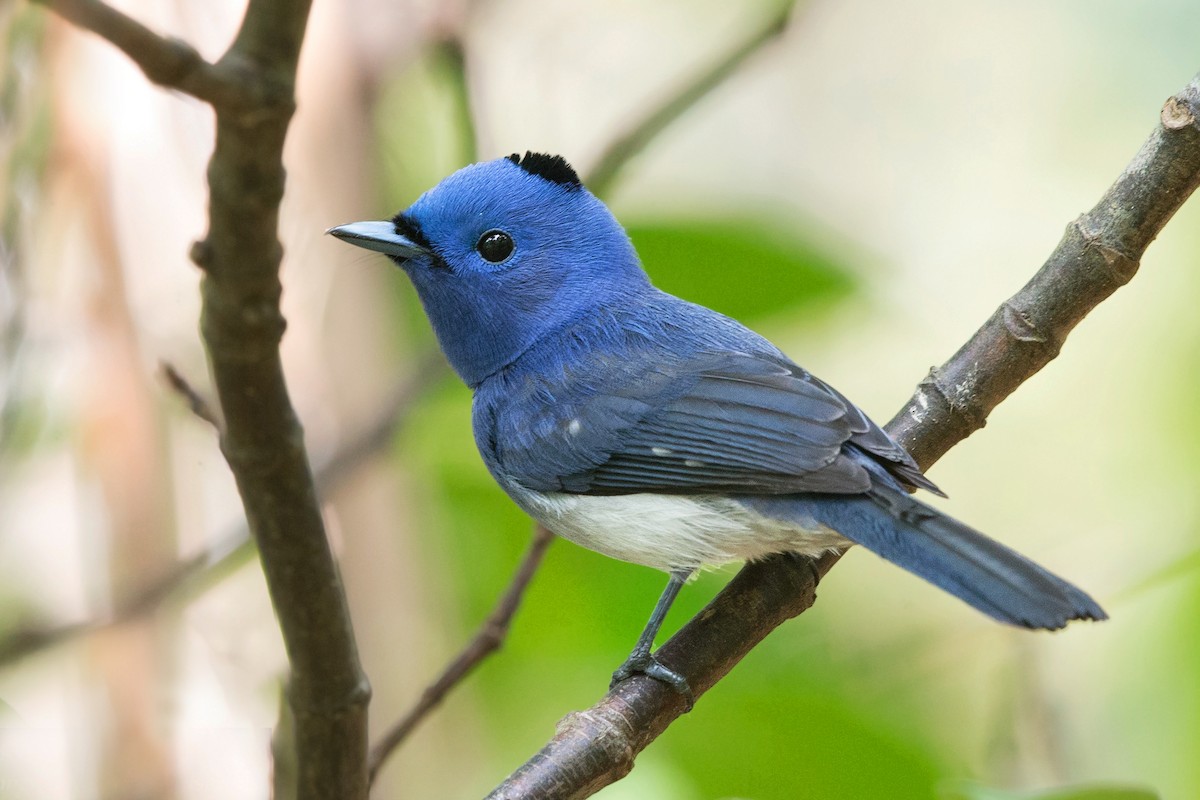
[194,2,370,796]
[34,0,373,796]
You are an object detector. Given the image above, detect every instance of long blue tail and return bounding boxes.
[747,484,1106,629]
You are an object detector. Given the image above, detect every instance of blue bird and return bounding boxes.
[330,152,1106,698]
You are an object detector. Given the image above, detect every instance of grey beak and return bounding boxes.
[326,220,430,259]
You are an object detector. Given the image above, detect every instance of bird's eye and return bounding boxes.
[476,230,515,263]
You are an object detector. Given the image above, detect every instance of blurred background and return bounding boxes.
[1,0,1198,797]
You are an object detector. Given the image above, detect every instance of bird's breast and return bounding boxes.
[506,485,850,573]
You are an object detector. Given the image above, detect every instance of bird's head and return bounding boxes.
[330,152,648,387]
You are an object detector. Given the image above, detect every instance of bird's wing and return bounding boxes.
[493,349,940,497]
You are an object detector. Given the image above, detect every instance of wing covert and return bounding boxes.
[487,348,937,498]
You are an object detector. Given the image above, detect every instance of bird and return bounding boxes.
[329,151,1106,699]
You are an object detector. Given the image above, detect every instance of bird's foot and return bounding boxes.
[610,648,694,710]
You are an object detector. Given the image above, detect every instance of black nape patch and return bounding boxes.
[392,213,432,250]
[506,152,582,190]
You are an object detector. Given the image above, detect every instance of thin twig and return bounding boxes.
[585,1,800,197]
[486,72,1200,800]
[160,361,222,431]
[32,0,239,107]
[0,362,443,670]
[367,526,554,785]
[0,528,252,669]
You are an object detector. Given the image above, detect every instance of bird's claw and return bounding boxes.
[611,650,695,710]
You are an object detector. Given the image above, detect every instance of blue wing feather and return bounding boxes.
[474,292,938,498]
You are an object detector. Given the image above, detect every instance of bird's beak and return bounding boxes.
[326,220,430,260]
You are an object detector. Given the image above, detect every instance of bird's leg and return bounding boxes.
[611,569,694,705]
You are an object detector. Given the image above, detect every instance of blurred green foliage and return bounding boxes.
[946,783,1159,800]
[1,9,54,461]
[628,218,856,324]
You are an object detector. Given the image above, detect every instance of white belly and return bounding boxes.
[512,489,851,572]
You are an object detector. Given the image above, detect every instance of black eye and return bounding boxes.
[476,230,514,263]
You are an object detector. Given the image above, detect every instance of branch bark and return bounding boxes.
[35,0,369,796]
[194,3,374,795]
[887,89,1200,465]
[32,0,240,106]
[487,72,1200,800]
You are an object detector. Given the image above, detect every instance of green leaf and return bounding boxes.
[626,217,858,323]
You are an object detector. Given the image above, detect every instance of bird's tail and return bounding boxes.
[771,484,1106,629]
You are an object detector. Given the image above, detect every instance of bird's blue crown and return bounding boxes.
[388,153,649,386]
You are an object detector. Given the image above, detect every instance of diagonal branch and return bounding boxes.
[161,362,223,431]
[0,361,443,672]
[32,0,240,107]
[886,88,1200,465]
[367,526,554,785]
[487,72,1200,800]
[584,1,801,197]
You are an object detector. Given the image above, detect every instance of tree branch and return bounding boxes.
[0,529,252,669]
[32,0,241,107]
[585,1,801,197]
[887,88,1200,465]
[29,3,368,792]
[178,0,376,794]
[487,72,1200,800]
[368,526,554,785]
[160,362,222,431]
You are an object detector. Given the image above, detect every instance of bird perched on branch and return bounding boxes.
[330,152,1105,700]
